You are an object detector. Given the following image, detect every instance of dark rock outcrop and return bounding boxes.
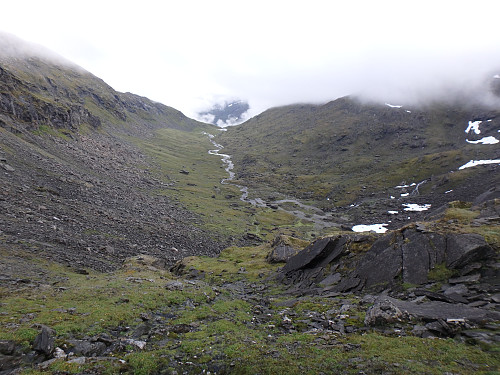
[33,325,55,356]
[277,228,496,294]
[380,296,500,324]
[266,235,303,263]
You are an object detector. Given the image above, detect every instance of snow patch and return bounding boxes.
[466,136,499,145]
[445,190,453,194]
[388,211,399,215]
[352,224,388,233]
[465,121,482,135]
[403,203,431,212]
[385,103,402,108]
[395,183,416,188]
[400,193,409,197]
[458,159,500,170]
[494,74,500,79]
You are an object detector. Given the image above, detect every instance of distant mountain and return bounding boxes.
[197,99,249,127]
[217,92,500,224]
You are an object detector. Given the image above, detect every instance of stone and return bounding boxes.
[383,296,500,324]
[67,357,86,364]
[67,340,107,357]
[364,299,408,326]
[414,289,456,303]
[0,340,16,355]
[33,325,55,356]
[1,163,15,171]
[448,274,481,284]
[319,273,341,287]
[424,319,457,336]
[402,230,446,285]
[442,284,469,296]
[446,233,495,269]
[281,236,347,274]
[267,245,299,263]
[350,232,402,291]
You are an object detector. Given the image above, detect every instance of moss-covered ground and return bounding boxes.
[1,239,498,375]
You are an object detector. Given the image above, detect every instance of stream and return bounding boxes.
[204,132,338,228]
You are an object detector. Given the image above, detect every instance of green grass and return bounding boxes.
[2,243,499,375]
[131,127,305,240]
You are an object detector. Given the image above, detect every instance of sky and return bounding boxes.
[2,0,500,119]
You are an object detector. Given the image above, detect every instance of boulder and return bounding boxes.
[277,229,496,295]
[347,233,402,291]
[364,299,408,326]
[67,340,107,357]
[384,297,500,324]
[267,235,304,263]
[281,236,347,274]
[446,234,495,269]
[402,230,446,285]
[33,325,55,356]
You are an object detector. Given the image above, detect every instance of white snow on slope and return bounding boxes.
[465,121,482,135]
[466,136,499,145]
[352,224,388,233]
[459,159,500,170]
[403,203,431,211]
[385,103,403,108]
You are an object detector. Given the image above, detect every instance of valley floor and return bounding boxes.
[1,235,498,375]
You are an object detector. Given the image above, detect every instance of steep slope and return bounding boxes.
[0,33,226,271]
[217,95,500,227]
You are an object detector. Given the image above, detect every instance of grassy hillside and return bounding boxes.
[217,97,500,207]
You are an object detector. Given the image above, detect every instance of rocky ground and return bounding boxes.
[0,127,226,273]
[1,199,498,374]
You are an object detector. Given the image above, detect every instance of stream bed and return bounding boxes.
[204,132,337,229]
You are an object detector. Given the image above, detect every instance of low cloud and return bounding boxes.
[2,1,500,117]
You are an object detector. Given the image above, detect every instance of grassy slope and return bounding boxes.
[217,97,499,206]
[131,127,315,241]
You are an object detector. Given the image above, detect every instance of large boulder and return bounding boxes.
[446,234,495,269]
[402,230,446,285]
[364,298,408,326]
[281,236,347,274]
[33,325,55,356]
[346,233,402,291]
[278,227,497,294]
[266,235,304,263]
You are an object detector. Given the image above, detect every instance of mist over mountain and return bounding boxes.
[197,99,250,127]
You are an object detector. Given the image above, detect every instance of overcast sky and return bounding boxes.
[2,0,500,119]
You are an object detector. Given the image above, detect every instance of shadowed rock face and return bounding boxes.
[278,227,496,293]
